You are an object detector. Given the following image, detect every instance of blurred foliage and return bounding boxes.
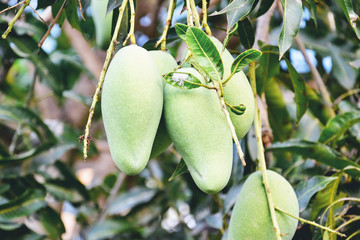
[0,0,359,239]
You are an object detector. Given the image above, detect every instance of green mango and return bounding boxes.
[149,51,178,159]
[210,37,255,139]
[164,68,233,194]
[91,0,113,50]
[101,45,163,175]
[228,170,299,240]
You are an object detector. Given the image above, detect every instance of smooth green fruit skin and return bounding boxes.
[211,37,255,139]
[149,51,178,159]
[91,0,113,50]
[228,170,299,240]
[164,68,233,194]
[101,45,163,175]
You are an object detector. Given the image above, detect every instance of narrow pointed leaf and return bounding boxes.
[164,71,203,89]
[168,159,188,181]
[231,49,262,75]
[337,0,360,39]
[237,18,254,49]
[319,111,360,144]
[267,139,360,176]
[278,0,303,58]
[256,45,280,93]
[87,219,133,240]
[256,0,275,18]
[65,0,80,30]
[229,104,246,115]
[175,23,188,41]
[0,189,46,221]
[185,27,224,81]
[285,58,308,123]
[306,0,317,26]
[295,176,337,212]
[107,0,124,14]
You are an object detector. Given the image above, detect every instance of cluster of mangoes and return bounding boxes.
[101,37,255,194]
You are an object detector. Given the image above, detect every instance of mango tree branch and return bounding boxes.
[82,0,129,160]
[249,61,282,240]
[202,0,211,35]
[189,0,201,28]
[186,0,194,26]
[124,0,136,45]
[2,0,31,39]
[155,0,176,50]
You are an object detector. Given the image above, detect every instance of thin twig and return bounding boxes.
[333,88,360,107]
[2,0,31,39]
[249,61,282,240]
[155,0,176,50]
[186,0,194,26]
[189,0,201,28]
[38,0,68,49]
[77,0,85,20]
[83,0,129,160]
[123,0,136,45]
[275,207,346,237]
[0,0,25,14]
[28,4,46,24]
[202,0,211,35]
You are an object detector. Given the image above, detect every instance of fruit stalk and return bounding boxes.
[202,0,212,35]
[186,0,194,26]
[189,0,201,28]
[83,0,129,160]
[155,0,176,51]
[213,81,246,166]
[124,0,136,45]
[2,0,31,39]
[249,61,282,240]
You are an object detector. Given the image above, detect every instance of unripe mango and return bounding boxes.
[91,0,113,49]
[164,68,233,194]
[211,37,255,139]
[228,170,299,240]
[149,51,178,159]
[101,45,163,175]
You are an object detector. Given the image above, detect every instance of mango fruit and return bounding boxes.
[101,45,163,175]
[228,170,299,240]
[91,0,113,50]
[149,51,178,159]
[210,37,255,139]
[164,68,233,194]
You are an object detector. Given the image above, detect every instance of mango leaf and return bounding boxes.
[206,212,223,229]
[278,0,303,58]
[224,184,243,214]
[284,58,308,123]
[223,22,239,49]
[87,219,134,240]
[175,23,188,41]
[231,49,262,75]
[51,0,66,26]
[0,221,22,231]
[35,207,65,239]
[329,44,356,90]
[295,176,337,212]
[305,0,317,26]
[256,0,275,18]
[264,78,293,141]
[256,45,280,93]
[164,71,203,89]
[44,180,84,203]
[267,139,360,176]
[37,0,57,9]
[168,159,188,181]
[210,0,257,31]
[107,187,157,216]
[229,104,246,115]
[318,111,360,144]
[107,0,124,14]
[337,0,360,39]
[65,0,80,30]
[0,189,46,221]
[185,27,224,82]
[237,18,254,49]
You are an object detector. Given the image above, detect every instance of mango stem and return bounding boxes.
[249,61,282,240]
[155,0,176,51]
[82,0,129,160]
[2,0,31,39]
[124,0,136,45]
[202,0,212,35]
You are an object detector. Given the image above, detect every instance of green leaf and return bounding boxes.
[51,0,66,26]
[284,58,308,123]
[295,176,337,212]
[227,103,246,115]
[0,221,22,231]
[210,0,257,31]
[175,23,188,41]
[264,78,293,141]
[87,219,134,240]
[36,207,65,239]
[164,71,203,89]
[305,0,317,26]
[278,0,303,58]
[267,139,360,176]
[206,212,223,229]
[256,45,280,94]
[168,158,188,181]
[185,27,224,82]
[65,0,80,30]
[37,0,57,9]
[231,49,262,75]
[0,189,46,221]
[337,0,360,39]
[107,0,124,15]
[318,111,360,144]
[256,0,275,18]
[237,18,254,49]
[107,187,157,216]
[329,44,356,90]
